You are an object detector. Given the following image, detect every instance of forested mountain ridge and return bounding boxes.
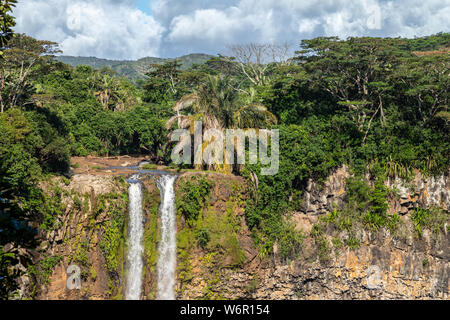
[53,32,450,83]
[55,53,213,82]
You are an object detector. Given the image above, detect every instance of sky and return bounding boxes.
[14,0,450,60]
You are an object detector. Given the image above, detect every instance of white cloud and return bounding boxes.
[155,0,450,57]
[298,19,321,34]
[13,0,450,59]
[15,0,164,60]
[167,7,276,43]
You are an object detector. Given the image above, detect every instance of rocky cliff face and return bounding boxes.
[299,165,450,216]
[186,227,449,300]
[176,166,449,300]
[31,162,449,300]
[32,171,164,300]
[34,174,129,300]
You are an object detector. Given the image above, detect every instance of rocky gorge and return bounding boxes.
[14,158,449,300]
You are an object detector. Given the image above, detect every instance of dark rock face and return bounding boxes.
[29,175,129,300]
[204,230,449,300]
[32,167,449,300]
[299,165,449,216]
[179,168,449,300]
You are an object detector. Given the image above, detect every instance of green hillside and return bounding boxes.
[55,53,213,81]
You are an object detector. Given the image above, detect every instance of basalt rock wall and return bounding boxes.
[179,167,449,300]
[26,164,449,300]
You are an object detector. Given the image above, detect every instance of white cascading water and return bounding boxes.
[125,174,144,300]
[155,175,177,300]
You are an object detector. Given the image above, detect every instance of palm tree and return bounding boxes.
[91,73,134,112]
[166,75,277,131]
[165,75,277,172]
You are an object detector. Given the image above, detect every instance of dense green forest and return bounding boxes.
[1,0,449,298]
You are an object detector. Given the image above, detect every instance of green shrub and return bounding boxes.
[73,194,82,210]
[344,236,360,250]
[387,213,401,234]
[62,177,70,186]
[411,207,448,237]
[70,238,90,267]
[345,176,371,211]
[316,237,330,262]
[39,186,65,231]
[177,176,212,225]
[30,255,63,285]
[277,223,304,260]
[332,237,342,249]
[100,220,122,272]
[364,179,389,230]
[196,228,211,249]
[90,266,97,281]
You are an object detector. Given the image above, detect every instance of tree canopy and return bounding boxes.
[0,0,17,56]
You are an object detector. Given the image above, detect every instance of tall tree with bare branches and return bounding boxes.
[224,43,293,87]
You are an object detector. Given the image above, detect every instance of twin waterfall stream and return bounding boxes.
[125,173,177,300]
[124,177,144,300]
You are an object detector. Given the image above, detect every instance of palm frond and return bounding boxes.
[233,104,278,128]
[165,114,191,130]
[165,115,179,130]
[173,94,198,112]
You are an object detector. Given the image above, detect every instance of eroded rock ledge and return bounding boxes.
[177,167,449,300]
[300,165,449,216]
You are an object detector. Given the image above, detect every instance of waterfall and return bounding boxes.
[123,173,177,300]
[155,175,177,300]
[125,174,144,300]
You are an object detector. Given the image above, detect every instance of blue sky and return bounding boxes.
[14,0,450,60]
[136,0,151,15]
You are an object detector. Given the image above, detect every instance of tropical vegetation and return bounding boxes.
[0,1,449,298]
